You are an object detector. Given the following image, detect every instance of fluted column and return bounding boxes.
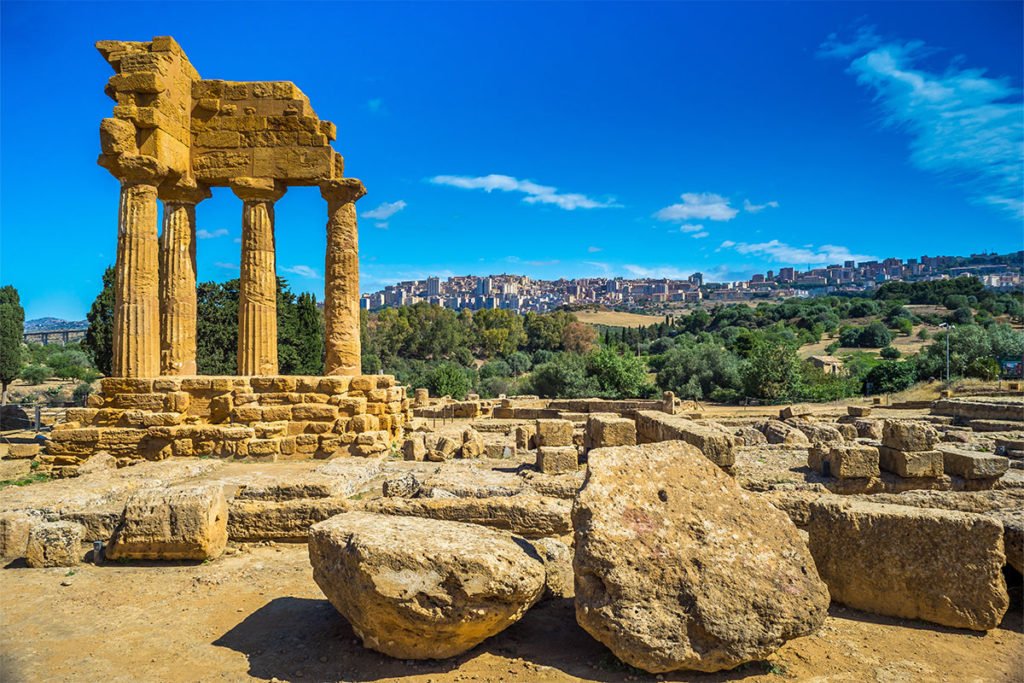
[321,179,367,375]
[159,182,211,376]
[231,179,286,376]
[112,157,167,378]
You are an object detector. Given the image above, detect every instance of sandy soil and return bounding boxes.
[573,311,667,327]
[1,544,1021,683]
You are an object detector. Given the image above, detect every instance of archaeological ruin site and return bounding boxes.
[1,36,1021,683]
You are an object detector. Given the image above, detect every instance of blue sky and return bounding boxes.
[1,1,1021,320]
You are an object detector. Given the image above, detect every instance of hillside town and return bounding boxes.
[361,251,1024,313]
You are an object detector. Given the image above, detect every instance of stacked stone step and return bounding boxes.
[879,420,944,479]
[42,375,410,476]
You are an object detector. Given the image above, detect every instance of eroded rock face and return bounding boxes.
[308,511,545,659]
[573,441,829,673]
[106,483,228,560]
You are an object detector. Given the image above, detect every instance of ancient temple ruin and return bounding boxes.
[96,36,363,378]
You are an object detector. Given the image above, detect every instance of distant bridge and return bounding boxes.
[23,328,88,345]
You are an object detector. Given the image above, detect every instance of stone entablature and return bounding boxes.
[95,37,362,378]
[41,375,410,477]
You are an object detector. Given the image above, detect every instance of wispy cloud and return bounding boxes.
[655,193,738,222]
[587,246,602,253]
[214,262,238,271]
[743,199,779,213]
[198,228,229,240]
[821,26,1023,217]
[282,265,322,280]
[584,261,611,274]
[719,239,876,265]
[691,231,709,239]
[524,259,560,267]
[430,174,618,210]
[678,223,705,233]
[362,200,407,220]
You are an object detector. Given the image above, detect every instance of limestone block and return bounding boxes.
[537,446,578,474]
[780,404,813,420]
[807,498,1008,630]
[228,497,350,542]
[101,378,154,394]
[318,376,352,394]
[113,392,166,410]
[536,419,574,447]
[937,446,1009,480]
[882,420,939,452]
[461,428,485,458]
[251,376,297,392]
[515,425,536,451]
[26,521,85,568]
[333,396,367,416]
[293,404,338,421]
[0,511,38,559]
[810,443,880,479]
[350,414,379,433]
[350,376,376,392]
[848,406,872,417]
[106,484,228,561]
[586,415,636,450]
[363,495,571,539]
[401,433,427,461]
[878,446,944,478]
[166,391,191,412]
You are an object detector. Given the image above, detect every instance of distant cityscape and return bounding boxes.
[361,251,1024,314]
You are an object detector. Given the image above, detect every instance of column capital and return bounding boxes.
[160,178,212,205]
[320,177,366,204]
[230,177,287,203]
[106,154,170,188]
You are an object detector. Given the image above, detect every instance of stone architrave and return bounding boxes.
[231,179,286,376]
[320,179,366,375]
[159,180,210,375]
[112,155,168,378]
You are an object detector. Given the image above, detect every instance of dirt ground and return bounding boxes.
[1,544,1020,683]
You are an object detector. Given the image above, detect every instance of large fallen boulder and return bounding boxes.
[26,521,84,568]
[308,511,545,659]
[106,484,228,561]
[806,498,1008,630]
[363,495,571,539]
[759,420,811,447]
[573,441,829,673]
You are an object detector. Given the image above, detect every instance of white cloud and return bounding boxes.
[374,222,389,230]
[362,200,407,220]
[197,228,229,239]
[429,174,618,210]
[214,262,238,271]
[654,193,738,222]
[743,199,779,213]
[821,26,1023,217]
[587,246,602,253]
[719,239,876,265]
[623,265,694,279]
[678,223,705,233]
[282,265,322,280]
[691,231,709,239]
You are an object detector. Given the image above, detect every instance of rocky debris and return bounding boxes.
[786,418,844,444]
[878,446,944,478]
[537,446,578,474]
[26,521,85,568]
[363,495,572,539]
[852,418,882,440]
[882,420,939,452]
[461,428,486,458]
[936,445,1009,480]
[780,404,813,420]
[807,443,880,479]
[528,536,574,600]
[420,464,524,498]
[227,497,350,542]
[760,420,810,446]
[585,415,636,451]
[308,511,545,659]
[401,433,426,461]
[382,472,421,498]
[518,469,586,499]
[106,484,228,561]
[807,497,1008,631]
[574,441,829,673]
[834,423,858,441]
[424,434,460,462]
[535,419,574,447]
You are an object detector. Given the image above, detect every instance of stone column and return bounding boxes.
[231,179,286,376]
[158,182,210,376]
[112,157,167,378]
[320,179,366,375]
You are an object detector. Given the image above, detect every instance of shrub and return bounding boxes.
[427,362,472,400]
[19,364,50,385]
[879,346,901,359]
[72,382,94,405]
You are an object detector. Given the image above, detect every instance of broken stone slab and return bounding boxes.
[0,459,31,480]
[419,463,524,498]
[878,446,944,478]
[227,497,350,542]
[806,497,1008,631]
[308,511,545,659]
[363,495,571,539]
[26,521,85,568]
[574,441,829,673]
[537,446,578,474]
[106,484,228,561]
[779,404,813,420]
[937,445,1009,480]
[758,420,811,447]
[882,419,939,452]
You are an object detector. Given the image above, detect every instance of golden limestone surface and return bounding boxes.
[96,36,363,379]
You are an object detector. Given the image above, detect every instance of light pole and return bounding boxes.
[939,323,955,383]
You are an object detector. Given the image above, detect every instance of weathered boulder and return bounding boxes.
[308,511,545,659]
[882,420,939,452]
[401,433,426,461]
[364,495,571,539]
[937,445,1009,480]
[878,446,944,478]
[0,510,39,559]
[780,404,813,420]
[425,434,460,462]
[106,484,228,560]
[806,498,1008,630]
[574,441,829,673]
[382,472,421,498]
[735,426,767,446]
[786,418,844,444]
[26,521,84,568]
[529,536,574,600]
[760,420,810,446]
[461,428,486,458]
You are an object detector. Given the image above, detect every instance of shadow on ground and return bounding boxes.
[214,596,770,682]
